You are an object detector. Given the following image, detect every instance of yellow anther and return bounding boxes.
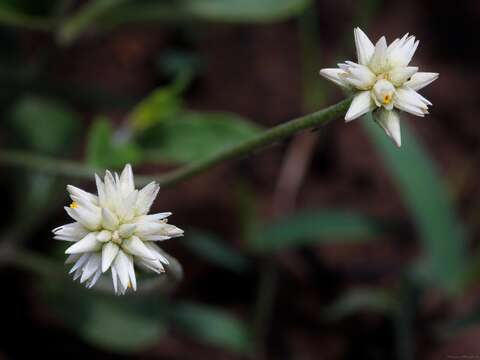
[383,94,392,104]
[69,201,78,209]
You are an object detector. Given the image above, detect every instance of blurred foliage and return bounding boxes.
[181,230,251,274]
[137,111,261,164]
[363,116,467,293]
[250,210,389,252]
[86,116,143,168]
[171,302,253,354]
[7,96,81,155]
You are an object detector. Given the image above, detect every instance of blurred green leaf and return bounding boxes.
[59,0,310,43]
[323,288,396,321]
[182,231,250,273]
[0,1,54,30]
[8,96,80,155]
[172,302,253,354]
[362,116,466,293]
[42,280,167,353]
[251,210,387,252]
[129,85,183,132]
[138,111,261,164]
[86,117,142,168]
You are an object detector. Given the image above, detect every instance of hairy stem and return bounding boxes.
[0,98,351,188]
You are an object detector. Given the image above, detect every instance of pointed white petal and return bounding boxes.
[67,185,98,205]
[354,27,375,65]
[144,243,170,265]
[393,86,429,117]
[126,255,137,291]
[374,109,402,147]
[101,207,119,230]
[116,190,138,222]
[80,253,101,283]
[135,182,159,215]
[122,236,155,260]
[111,265,119,294]
[134,222,167,236]
[64,206,101,230]
[388,66,418,86]
[69,253,90,274]
[345,91,375,122]
[319,68,349,88]
[404,72,439,91]
[95,174,107,207]
[87,269,102,288]
[119,164,135,196]
[118,223,137,238]
[65,254,80,264]
[342,63,376,90]
[369,36,388,74]
[101,242,119,272]
[65,233,101,254]
[113,250,130,290]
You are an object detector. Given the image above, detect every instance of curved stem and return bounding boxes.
[0,98,351,188]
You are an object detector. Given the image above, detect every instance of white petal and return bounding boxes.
[111,265,119,294]
[113,250,130,290]
[404,72,439,91]
[65,233,101,254]
[118,223,137,238]
[144,243,170,265]
[64,206,101,230]
[80,253,101,283]
[122,236,155,260]
[394,86,429,117]
[127,255,137,291]
[101,207,119,230]
[119,164,135,197]
[387,34,418,68]
[134,222,167,236]
[67,185,98,205]
[96,230,112,243]
[116,190,138,222]
[354,27,375,65]
[374,109,402,147]
[87,269,102,288]
[65,254,80,264]
[369,36,388,74]
[342,63,376,90]
[135,182,159,215]
[102,242,119,272]
[53,222,89,242]
[95,174,107,207]
[345,91,375,122]
[104,171,119,210]
[142,235,172,241]
[319,68,349,88]
[388,66,418,86]
[69,253,90,273]
[134,212,172,223]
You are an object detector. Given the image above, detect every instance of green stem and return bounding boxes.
[0,98,351,187]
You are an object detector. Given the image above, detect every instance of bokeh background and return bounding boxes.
[0,0,479,359]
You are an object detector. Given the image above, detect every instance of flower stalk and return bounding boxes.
[0,97,351,188]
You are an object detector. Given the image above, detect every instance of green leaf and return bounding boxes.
[0,1,54,30]
[59,0,310,43]
[362,116,466,293]
[128,85,183,132]
[251,210,387,252]
[172,302,253,354]
[86,117,142,168]
[42,281,167,353]
[323,288,396,321]
[8,96,81,155]
[182,231,250,273]
[138,111,261,164]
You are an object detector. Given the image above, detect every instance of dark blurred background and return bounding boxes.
[0,0,479,359]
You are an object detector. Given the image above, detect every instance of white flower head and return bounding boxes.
[53,164,183,295]
[320,27,439,147]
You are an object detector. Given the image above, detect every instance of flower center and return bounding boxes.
[111,230,122,245]
[372,79,395,107]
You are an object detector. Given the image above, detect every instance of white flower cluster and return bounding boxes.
[53,164,183,295]
[320,27,438,147]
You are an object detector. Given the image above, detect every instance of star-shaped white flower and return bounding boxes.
[52,164,183,295]
[320,27,439,147]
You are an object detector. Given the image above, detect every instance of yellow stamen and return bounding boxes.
[69,201,78,209]
[128,281,132,289]
[383,94,392,104]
